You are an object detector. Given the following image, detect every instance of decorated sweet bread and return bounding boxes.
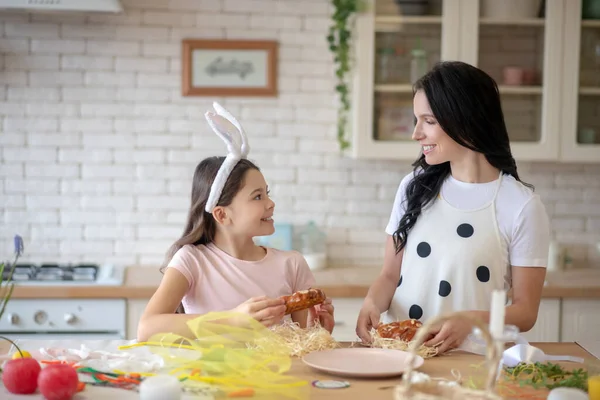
[376,319,423,342]
[280,288,326,315]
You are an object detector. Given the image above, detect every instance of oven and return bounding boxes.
[0,299,126,340]
[0,263,127,340]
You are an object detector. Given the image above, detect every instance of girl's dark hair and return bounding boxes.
[161,156,260,273]
[162,157,259,314]
[393,60,533,254]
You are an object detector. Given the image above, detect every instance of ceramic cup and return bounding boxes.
[503,66,524,85]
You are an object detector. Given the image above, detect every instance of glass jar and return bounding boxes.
[410,48,428,84]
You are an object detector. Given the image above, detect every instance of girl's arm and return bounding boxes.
[137,268,287,342]
[291,309,309,328]
[137,268,200,341]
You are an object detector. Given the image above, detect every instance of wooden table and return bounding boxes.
[290,343,594,399]
[0,342,594,399]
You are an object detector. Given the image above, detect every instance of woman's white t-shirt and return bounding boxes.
[385,171,550,268]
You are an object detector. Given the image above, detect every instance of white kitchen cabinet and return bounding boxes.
[350,0,600,163]
[560,0,600,162]
[330,297,364,342]
[520,298,561,342]
[126,299,149,340]
[459,0,564,161]
[560,299,600,342]
[351,0,459,159]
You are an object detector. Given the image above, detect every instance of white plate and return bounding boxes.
[302,348,424,378]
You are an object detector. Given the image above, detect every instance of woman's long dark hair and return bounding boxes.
[393,61,533,254]
[161,157,260,273]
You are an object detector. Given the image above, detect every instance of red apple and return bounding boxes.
[37,364,79,400]
[2,357,41,394]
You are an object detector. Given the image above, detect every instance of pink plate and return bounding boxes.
[302,348,424,378]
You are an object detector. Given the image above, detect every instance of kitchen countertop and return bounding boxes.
[8,265,600,299]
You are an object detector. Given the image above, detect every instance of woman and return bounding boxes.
[355,61,550,353]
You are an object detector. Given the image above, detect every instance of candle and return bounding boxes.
[489,290,506,339]
[139,375,182,400]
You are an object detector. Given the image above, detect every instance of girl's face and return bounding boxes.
[411,90,468,165]
[225,169,275,238]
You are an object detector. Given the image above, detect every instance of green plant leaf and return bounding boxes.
[328,0,360,152]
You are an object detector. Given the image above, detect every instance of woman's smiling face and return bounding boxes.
[411,89,469,165]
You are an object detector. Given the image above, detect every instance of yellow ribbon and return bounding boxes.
[118,311,309,399]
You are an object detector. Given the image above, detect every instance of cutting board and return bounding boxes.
[577,339,600,359]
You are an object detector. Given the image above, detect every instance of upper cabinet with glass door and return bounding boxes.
[351,0,461,159]
[561,0,600,162]
[459,0,564,161]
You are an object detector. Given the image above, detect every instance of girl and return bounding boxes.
[355,61,550,353]
[137,103,334,342]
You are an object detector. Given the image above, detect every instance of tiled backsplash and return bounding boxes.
[0,0,598,268]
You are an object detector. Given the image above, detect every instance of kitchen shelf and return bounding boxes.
[479,17,545,26]
[375,15,442,24]
[582,19,600,28]
[374,85,544,95]
[374,84,413,93]
[580,87,600,95]
[498,85,543,95]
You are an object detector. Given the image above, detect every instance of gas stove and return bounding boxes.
[2,263,125,286]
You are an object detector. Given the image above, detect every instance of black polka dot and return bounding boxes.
[408,304,423,320]
[397,275,403,287]
[457,223,474,238]
[438,280,451,297]
[416,242,431,258]
[476,266,490,282]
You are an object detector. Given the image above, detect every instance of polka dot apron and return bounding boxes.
[385,172,508,326]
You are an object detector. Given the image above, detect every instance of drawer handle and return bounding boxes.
[334,321,346,326]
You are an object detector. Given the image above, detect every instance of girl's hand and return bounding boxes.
[423,314,474,353]
[355,298,380,344]
[233,296,286,327]
[308,297,335,333]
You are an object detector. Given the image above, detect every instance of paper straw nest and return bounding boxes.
[249,320,340,357]
[368,328,439,359]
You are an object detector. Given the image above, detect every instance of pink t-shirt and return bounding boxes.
[166,243,317,314]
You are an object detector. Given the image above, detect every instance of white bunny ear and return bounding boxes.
[203,102,252,213]
[211,102,250,157]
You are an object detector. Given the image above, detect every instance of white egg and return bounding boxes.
[547,387,589,400]
[139,375,182,400]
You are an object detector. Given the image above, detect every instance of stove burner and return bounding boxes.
[2,263,99,282]
[2,263,35,281]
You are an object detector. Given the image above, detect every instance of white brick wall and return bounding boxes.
[0,0,599,269]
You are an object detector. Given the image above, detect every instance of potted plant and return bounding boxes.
[327,0,362,151]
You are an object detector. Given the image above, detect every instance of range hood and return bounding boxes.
[0,0,123,13]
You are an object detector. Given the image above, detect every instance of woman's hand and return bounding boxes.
[232,296,286,327]
[355,298,381,344]
[423,314,474,353]
[308,297,335,333]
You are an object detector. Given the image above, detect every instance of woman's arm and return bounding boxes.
[364,235,404,313]
[356,235,404,341]
[470,266,546,332]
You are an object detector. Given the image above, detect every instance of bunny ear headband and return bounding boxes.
[204,102,250,213]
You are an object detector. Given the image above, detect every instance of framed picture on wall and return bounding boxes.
[182,39,278,97]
